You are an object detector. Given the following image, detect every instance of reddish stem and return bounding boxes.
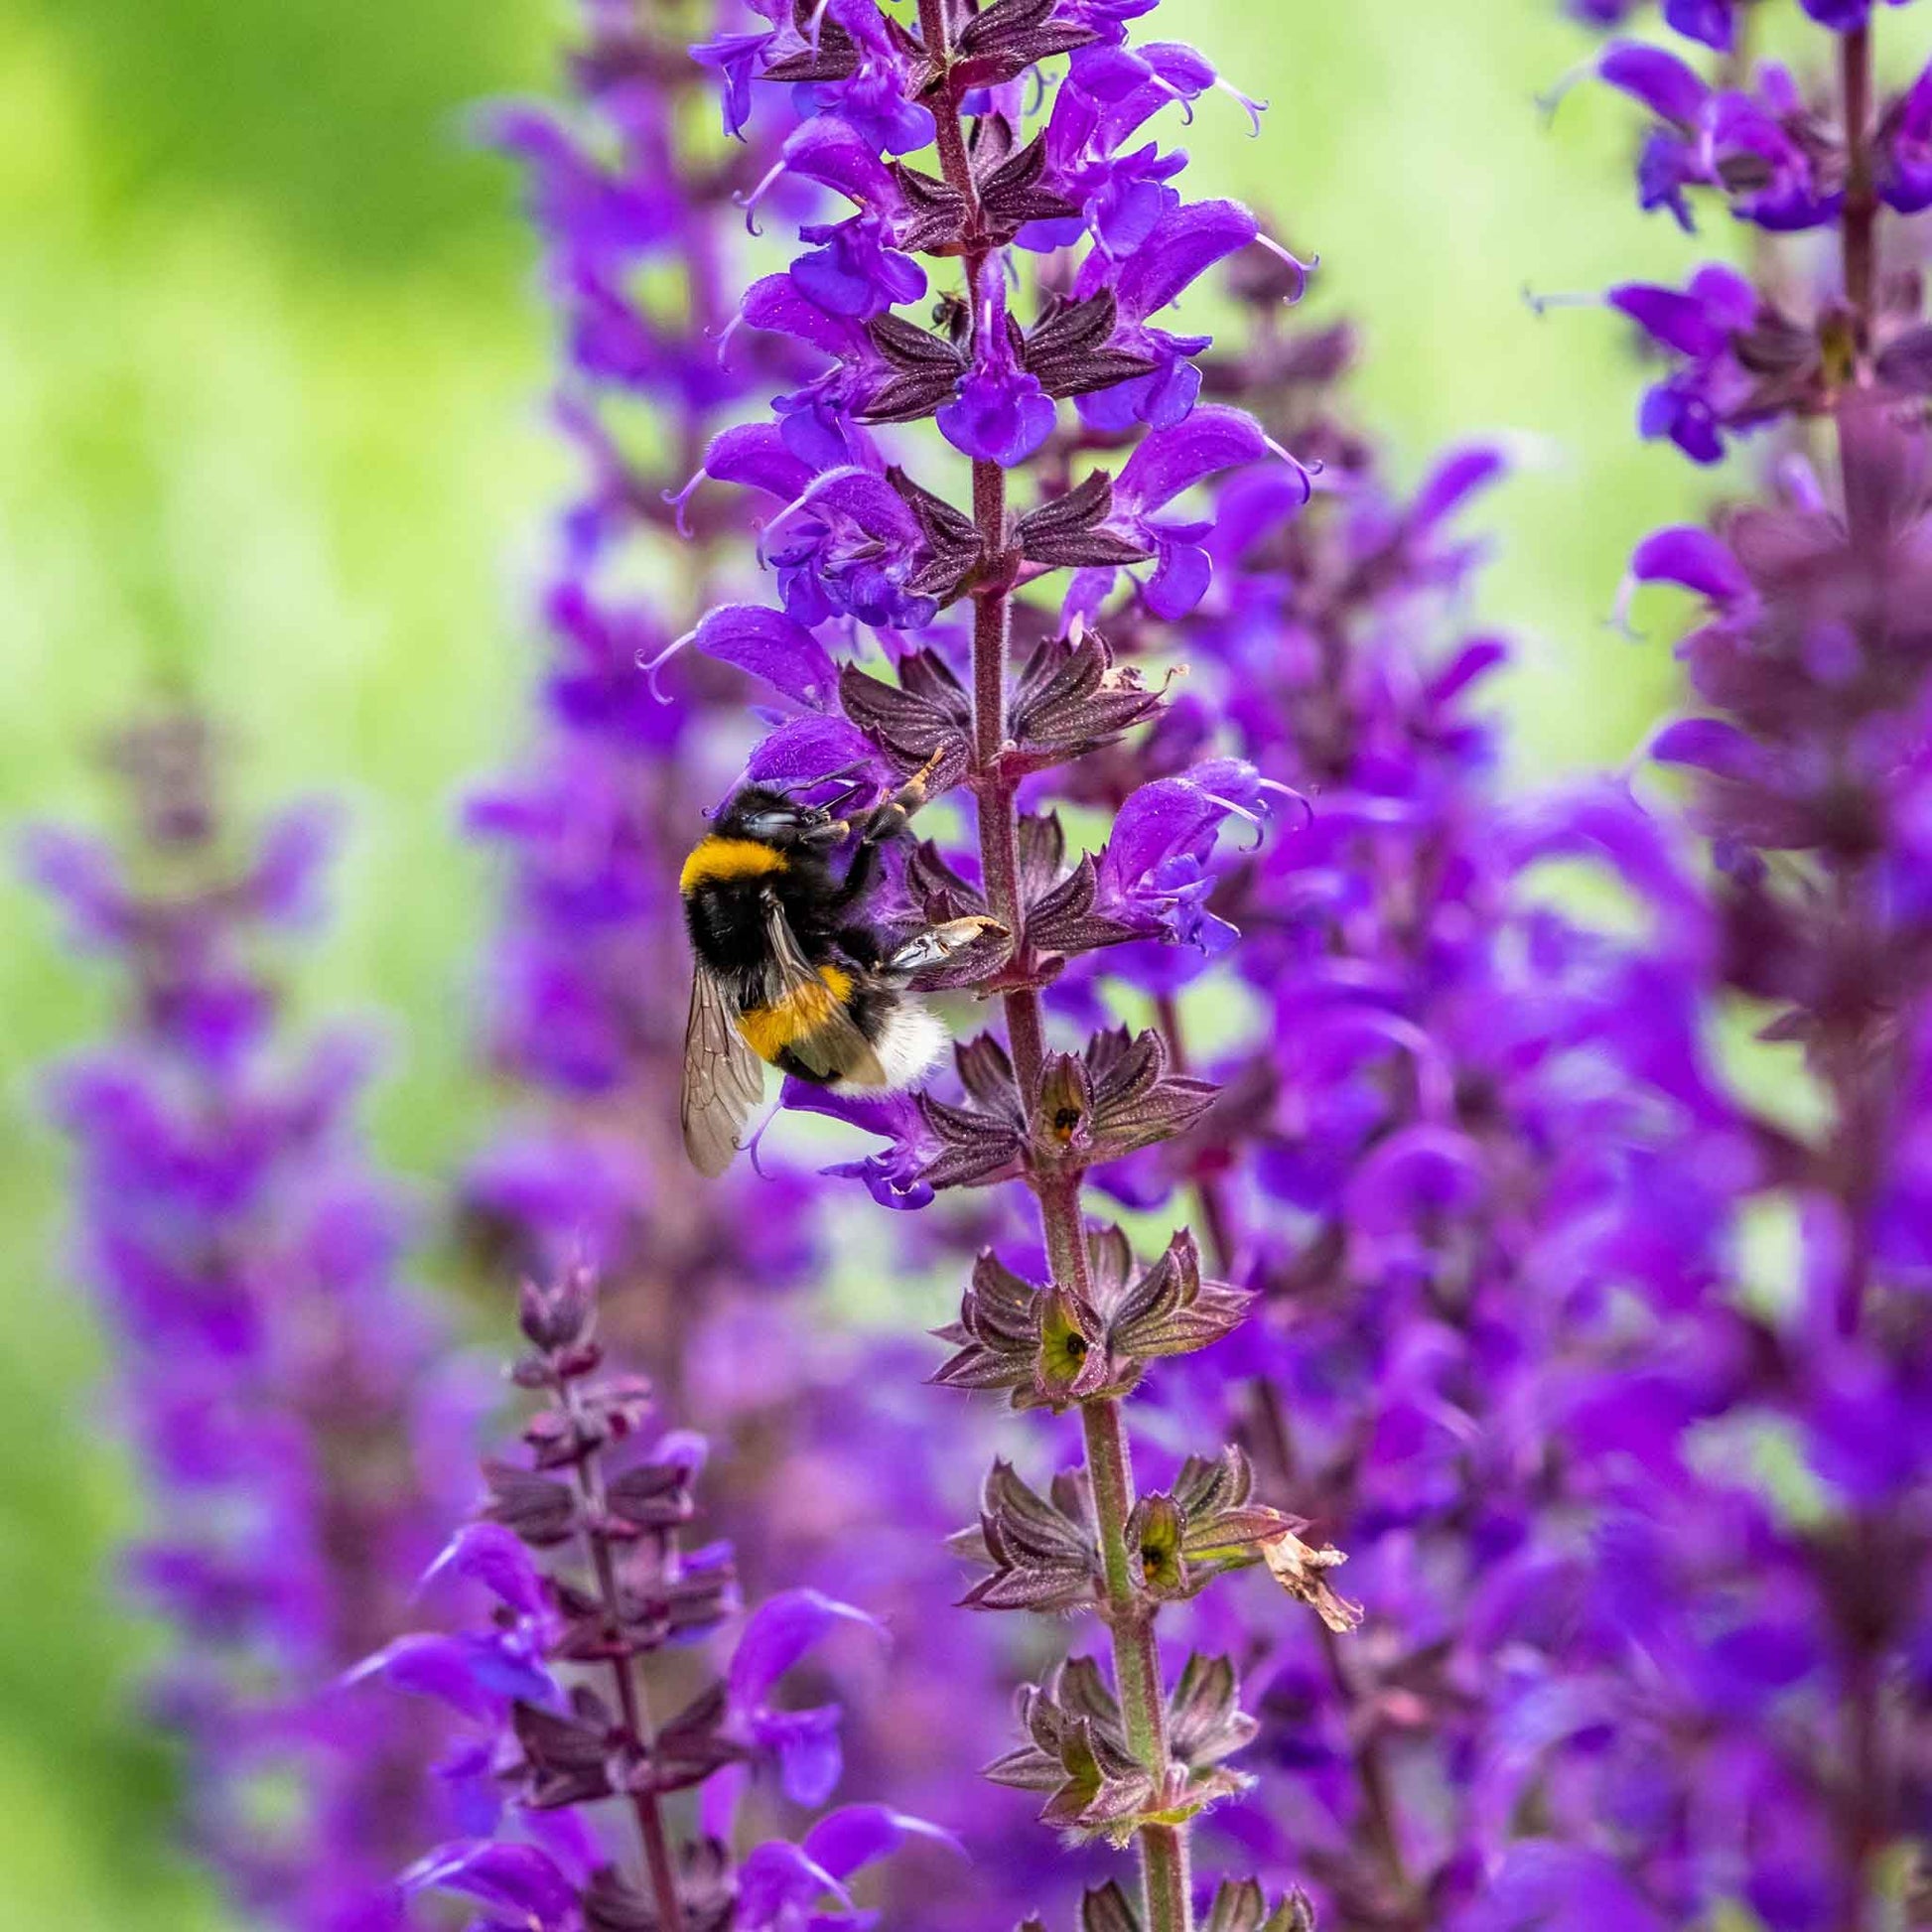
[919,5,1190,1920]
[1841,24,1877,368]
[563,1379,685,1932]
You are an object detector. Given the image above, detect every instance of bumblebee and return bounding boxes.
[678,756,999,1175]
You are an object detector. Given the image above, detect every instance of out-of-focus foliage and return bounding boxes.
[0,1,1876,1925]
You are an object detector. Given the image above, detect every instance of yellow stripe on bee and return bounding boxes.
[679,836,788,895]
[737,965,854,1064]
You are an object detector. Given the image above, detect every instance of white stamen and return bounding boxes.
[712,310,747,367]
[1199,786,1268,850]
[1262,434,1318,506]
[1607,566,1654,643]
[1215,75,1267,136]
[1521,284,1601,319]
[1257,775,1313,833]
[1535,55,1600,126]
[1256,232,1314,301]
[638,624,697,701]
[766,462,868,537]
[744,1098,784,1178]
[664,465,706,538]
[736,157,787,236]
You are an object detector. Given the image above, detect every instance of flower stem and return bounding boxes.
[922,3,1191,1914]
[1840,22,1877,370]
[970,457,1193,1932]
[563,1379,686,1932]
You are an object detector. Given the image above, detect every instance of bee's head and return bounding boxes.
[715,785,849,850]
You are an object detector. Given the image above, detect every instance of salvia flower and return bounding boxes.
[367,1261,958,1932]
[683,4,1350,1928]
[1504,8,1932,1927]
[476,10,1034,1926]
[1083,288,1705,1928]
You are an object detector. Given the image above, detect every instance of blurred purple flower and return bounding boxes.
[27,713,471,1932]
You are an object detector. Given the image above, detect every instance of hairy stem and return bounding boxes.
[1841,23,1877,370]
[919,4,1190,1917]
[563,1379,685,1932]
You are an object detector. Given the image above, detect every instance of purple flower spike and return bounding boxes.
[373,1263,937,1929]
[679,8,1367,1925]
[28,712,471,1931]
[461,5,1072,1927]
[1521,23,1932,1931]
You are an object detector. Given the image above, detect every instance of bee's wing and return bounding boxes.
[761,892,889,1087]
[681,965,766,1176]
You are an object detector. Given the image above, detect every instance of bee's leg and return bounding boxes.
[828,749,948,914]
[884,916,1008,977]
[855,747,947,847]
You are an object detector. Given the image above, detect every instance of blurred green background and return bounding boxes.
[0,0,1890,1923]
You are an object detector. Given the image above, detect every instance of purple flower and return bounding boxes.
[938,281,1057,466]
[1092,759,1271,950]
[1072,200,1275,432]
[1606,265,1764,463]
[726,1589,885,1806]
[1800,0,1913,29]
[1584,45,1842,233]
[1664,0,1737,48]
[375,1265,943,1932]
[763,467,943,631]
[738,1809,962,1932]
[1067,405,1307,619]
[1878,61,1932,213]
[403,1841,583,1932]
